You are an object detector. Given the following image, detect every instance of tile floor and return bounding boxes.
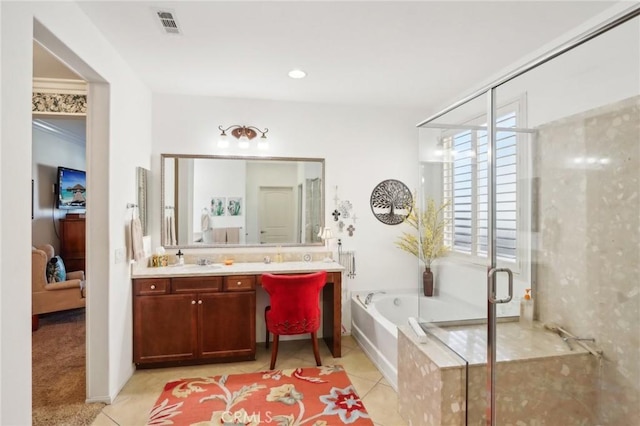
[91,336,408,426]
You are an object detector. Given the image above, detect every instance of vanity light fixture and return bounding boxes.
[218,125,269,149]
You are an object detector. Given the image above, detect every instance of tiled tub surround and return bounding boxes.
[534,95,640,423]
[398,322,598,425]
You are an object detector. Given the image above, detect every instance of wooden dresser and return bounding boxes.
[59,216,85,272]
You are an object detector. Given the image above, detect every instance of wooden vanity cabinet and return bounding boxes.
[199,292,256,359]
[133,275,256,367]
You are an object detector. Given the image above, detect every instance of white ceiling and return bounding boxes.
[59,1,619,112]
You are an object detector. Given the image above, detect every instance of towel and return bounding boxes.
[213,228,227,243]
[226,227,240,244]
[168,215,176,245]
[163,215,177,246]
[130,216,145,262]
[201,213,210,231]
[163,216,170,246]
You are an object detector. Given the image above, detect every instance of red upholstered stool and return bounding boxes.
[262,271,327,370]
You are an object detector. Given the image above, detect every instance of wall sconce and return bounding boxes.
[218,125,269,150]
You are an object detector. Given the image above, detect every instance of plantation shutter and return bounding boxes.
[444,111,518,261]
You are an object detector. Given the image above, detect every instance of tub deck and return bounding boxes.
[398,321,599,425]
[424,320,585,365]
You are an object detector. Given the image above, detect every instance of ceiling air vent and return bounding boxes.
[154,9,181,35]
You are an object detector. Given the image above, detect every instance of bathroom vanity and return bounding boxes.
[132,261,344,367]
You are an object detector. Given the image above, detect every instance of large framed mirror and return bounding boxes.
[161,154,325,248]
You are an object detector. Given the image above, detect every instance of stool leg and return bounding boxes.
[270,335,280,370]
[311,331,322,366]
[265,306,270,349]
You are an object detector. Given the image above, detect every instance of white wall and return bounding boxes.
[32,125,86,250]
[151,94,427,330]
[1,2,152,423]
[496,16,640,127]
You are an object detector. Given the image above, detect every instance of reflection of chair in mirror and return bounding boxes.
[262,271,327,370]
[32,244,85,330]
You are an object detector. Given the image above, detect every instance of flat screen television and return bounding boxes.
[56,166,86,210]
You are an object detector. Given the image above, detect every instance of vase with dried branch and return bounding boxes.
[395,197,450,296]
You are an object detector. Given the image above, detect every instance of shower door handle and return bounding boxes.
[488,267,513,304]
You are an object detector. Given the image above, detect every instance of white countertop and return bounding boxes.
[132,260,345,279]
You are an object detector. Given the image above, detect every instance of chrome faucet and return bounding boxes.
[364,291,385,305]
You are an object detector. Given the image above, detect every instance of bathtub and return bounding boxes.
[351,291,484,390]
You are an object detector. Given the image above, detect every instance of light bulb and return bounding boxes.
[238,136,250,149]
[217,136,229,148]
[288,69,307,79]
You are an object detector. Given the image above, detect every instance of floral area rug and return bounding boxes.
[147,365,374,425]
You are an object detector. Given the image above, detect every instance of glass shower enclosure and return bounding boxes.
[414,7,639,425]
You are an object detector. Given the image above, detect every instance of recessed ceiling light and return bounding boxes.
[288,69,307,79]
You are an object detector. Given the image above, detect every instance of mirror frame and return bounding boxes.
[136,166,149,236]
[161,153,325,249]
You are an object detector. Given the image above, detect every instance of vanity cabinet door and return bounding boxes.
[198,292,256,360]
[133,293,197,364]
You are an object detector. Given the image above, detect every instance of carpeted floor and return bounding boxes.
[32,308,105,426]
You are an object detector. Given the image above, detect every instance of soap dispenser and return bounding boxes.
[520,288,534,327]
[176,250,184,265]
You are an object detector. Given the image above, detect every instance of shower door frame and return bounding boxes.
[417,5,640,425]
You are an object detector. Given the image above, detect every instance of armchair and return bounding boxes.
[32,244,85,324]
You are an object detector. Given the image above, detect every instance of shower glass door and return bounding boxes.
[490,12,640,425]
[418,8,639,424]
[418,92,509,424]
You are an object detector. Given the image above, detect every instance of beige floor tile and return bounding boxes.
[326,348,383,383]
[362,382,408,426]
[341,334,358,349]
[347,373,379,398]
[290,338,336,365]
[89,412,118,426]
[379,377,392,388]
[101,392,158,426]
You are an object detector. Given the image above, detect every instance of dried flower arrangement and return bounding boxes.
[395,197,450,270]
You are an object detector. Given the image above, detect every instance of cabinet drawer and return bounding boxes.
[134,279,170,296]
[172,276,222,293]
[224,275,255,291]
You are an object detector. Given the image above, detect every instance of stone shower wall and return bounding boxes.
[534,95,640,424]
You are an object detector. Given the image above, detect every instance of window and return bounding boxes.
[442,105,521,263]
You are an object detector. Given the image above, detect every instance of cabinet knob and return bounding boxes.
[237,281,242,286]
[198,300,203,304]
[191,300,196,305]
[150,285,156,290]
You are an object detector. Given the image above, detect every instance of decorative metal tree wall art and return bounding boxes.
[370,179,413,225]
